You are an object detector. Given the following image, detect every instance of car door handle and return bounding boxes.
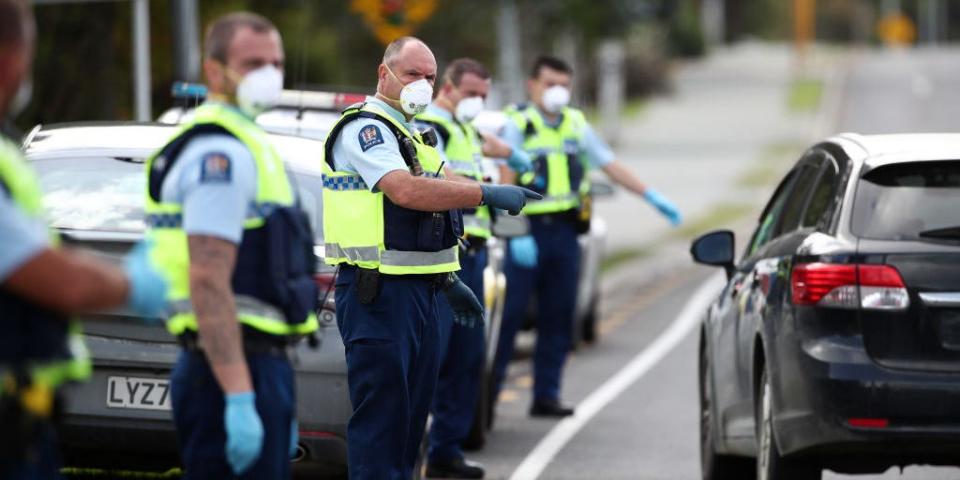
[919,292,960,307]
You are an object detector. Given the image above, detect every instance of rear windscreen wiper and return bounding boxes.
[918,226,960,240]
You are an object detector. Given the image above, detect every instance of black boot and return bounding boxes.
[529,399,575,417]
[425,457,485,479]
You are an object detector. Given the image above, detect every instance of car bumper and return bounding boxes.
[773,331,960,471]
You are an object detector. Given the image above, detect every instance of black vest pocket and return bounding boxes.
[261,206,319,326]
[384,198,459,254]
[525,154,550,196]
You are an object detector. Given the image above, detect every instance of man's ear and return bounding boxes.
[377,64,389,84]
[203,59,224,92]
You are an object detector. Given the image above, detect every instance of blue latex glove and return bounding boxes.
[442,274,484,328]
[643,189,682,226]
[507,147,533,174]
[224,392,264,475]
[510,235,538,269]
[123,240,169,320]
[480,185,542,216]
[289,418,299,459]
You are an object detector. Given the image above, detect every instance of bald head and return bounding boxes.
[375,36,437,118]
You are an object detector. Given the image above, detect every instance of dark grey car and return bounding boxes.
[22,122,351,476]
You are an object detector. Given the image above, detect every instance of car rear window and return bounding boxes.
[31,156,324,242]
[851,160,960,241]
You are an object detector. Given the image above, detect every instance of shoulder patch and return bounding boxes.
[358,124,385,152]
[199,152,232,183]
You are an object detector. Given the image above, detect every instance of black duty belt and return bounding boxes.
[339,265,449,305]
[528,209,579,225]
[177,329,292,358]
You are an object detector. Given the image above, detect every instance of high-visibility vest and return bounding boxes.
[0,136,92,395]
[415,110,491,239]
[505,104,590,215]
[144,103,319,337]
[321,102,463,274]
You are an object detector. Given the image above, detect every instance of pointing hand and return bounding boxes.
[480,185,542,216]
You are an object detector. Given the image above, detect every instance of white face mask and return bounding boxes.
[455,95,484,123]
[542,85,571,114]
[235,65,283,117]
[398,79,433,116]
[8,77,32,118]
[382,65,434,116]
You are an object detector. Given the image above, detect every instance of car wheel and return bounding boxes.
[484,370,497,431]
[581,296,599,344]
[756,369,820,480]
[700,339,755,480]
[461,370,490,451]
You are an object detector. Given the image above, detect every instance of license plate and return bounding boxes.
[938,311,960,351]
[106,376,171,411]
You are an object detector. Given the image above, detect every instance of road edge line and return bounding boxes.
[508,272,725,480]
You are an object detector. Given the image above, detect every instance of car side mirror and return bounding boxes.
[590,180,615,198]
[690,230,735,279]
[492,214,530,238]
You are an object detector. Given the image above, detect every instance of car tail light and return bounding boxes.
[791,263,909,311]
[847,418,889,429]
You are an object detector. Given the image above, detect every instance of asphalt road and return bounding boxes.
[470,46,960,480]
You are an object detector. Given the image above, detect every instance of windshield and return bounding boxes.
[31,155,324,242]
[851,160,960,241]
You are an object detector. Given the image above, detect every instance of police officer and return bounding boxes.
[414,58,531,479]
[321,37,539,480]
[144,13,318,478]
[0,1,168,477]
[493,56,682,418]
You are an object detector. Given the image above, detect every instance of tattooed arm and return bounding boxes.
[188,235,252,393]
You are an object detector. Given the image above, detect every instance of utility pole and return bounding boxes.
[171,0,201,83]
[132,0,151,121]
[597,41,624,146]
[496,0,524,107]
[921,0,941,45]
[701,0,725,47]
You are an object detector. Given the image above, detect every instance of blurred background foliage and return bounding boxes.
[16,0,960,129]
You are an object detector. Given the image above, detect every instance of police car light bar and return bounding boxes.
[171,82,208,100]
[276,90,366,111]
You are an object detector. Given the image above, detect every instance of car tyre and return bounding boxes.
[756,369,821,480]
[581,296,599,344]
[700,338,755,480]
[462,369,491,451]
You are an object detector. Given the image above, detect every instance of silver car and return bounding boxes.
[23,122,351,477]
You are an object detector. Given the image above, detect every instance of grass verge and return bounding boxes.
[735,142,805,188]
[62,468,182,479]
[788,78,824,113]
[600,246,652,274]
[600,201,755,274]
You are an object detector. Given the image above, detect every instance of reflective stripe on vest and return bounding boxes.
[0,138,92,387]
[165,295,316,336]
[322,102,462,274]
[506,105,589,215]
[415,110,491,239]
[144,103,318,337]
